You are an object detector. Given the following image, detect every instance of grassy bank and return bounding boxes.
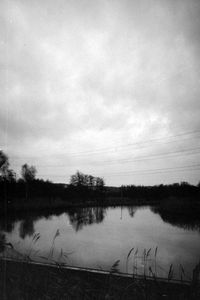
[1,258,199,300]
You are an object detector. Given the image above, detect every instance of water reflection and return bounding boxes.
[1,205,200,241]
[19,218,35,239]
[67,206,106,231]
[151,206,200,232]
[0,205,200,279]
[0,232,6,252]
[0,218,15,233]
[0,214,38,240]
[127,206,136,217]
[0,206,107,242]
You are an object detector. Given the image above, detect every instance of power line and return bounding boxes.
[10,129,200,160]
[38,168,200,179]
[97,146,200,165]
[97,164,200,176]
[37,164,200,178]
[110,168,200,177]
[11,146,200,168]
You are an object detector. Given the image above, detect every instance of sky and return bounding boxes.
[0,0,200,186]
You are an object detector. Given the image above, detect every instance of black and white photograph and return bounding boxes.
[0,0,200,299]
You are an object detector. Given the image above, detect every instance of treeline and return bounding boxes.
[0,150,106,206]
[0,177,106,205]
[0,177,106,208]
[0,150,200,210]
[121,182,200,201]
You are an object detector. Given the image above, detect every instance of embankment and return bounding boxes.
[1,258,199,300]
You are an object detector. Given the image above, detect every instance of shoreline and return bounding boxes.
[1,195,199,212]
[1,257,198,300]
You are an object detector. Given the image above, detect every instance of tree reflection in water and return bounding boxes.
[0,218,15,233]
[0,216,36,240]
[0,204,200,241]
[0,206,107,239]
[67,206,107,231]
[0,232,6,253]
[19,218,35,239]
[126,205,200,232]
[127,206,136,217]
[150,206,200,232]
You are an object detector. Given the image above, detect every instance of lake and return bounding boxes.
[1,205,200,280]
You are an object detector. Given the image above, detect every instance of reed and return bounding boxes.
[25,232,40,260]
[1,238,200,299]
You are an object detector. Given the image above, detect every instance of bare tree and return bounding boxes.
[21,164,37,182]
[70,171,105,190]
[0,150,9,177]
[0,150,15,181]
[21,164,37,200]
[70,171,87,186]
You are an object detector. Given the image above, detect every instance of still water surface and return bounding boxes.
[1,206,200,279]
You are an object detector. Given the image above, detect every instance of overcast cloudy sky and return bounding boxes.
[1,0,200,186]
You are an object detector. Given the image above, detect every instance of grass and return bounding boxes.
[1,258,200,300]
[1,233,200,299]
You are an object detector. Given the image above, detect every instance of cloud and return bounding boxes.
[0,0,200,185]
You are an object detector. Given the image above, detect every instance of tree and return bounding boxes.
[95,177,105,191]
[70,171,105,191]
[70,171,87,187]
[88,175,95,187]
[21,164,37,200]
[21,164,37,182]
[0,150,15,182]
[5,169,16,182]
[0,150,9,178]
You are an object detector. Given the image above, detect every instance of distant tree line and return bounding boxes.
[0,150,106,207]
[0,150,200,210]
[121,182,200,202]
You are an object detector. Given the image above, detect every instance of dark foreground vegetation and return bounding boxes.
[0,258,200,300]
